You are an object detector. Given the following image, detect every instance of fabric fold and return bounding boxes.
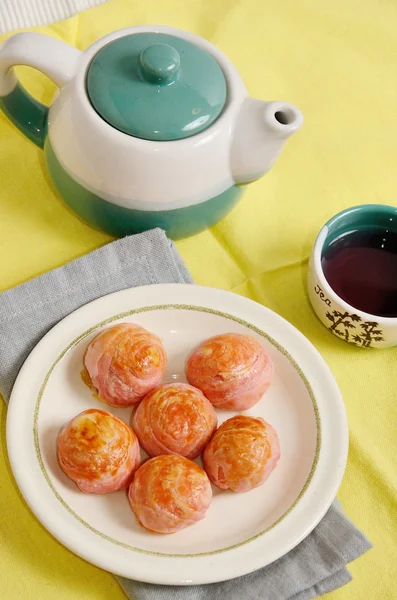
[0,230,370,600]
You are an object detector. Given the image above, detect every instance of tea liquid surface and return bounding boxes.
[321,228,397,318]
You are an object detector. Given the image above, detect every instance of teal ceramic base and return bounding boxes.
[0,82,48,147]
[44,140,243,240]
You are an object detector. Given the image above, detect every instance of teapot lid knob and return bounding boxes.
[139,44,180,85]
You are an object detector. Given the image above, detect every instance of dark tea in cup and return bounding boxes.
[321,228,397,318]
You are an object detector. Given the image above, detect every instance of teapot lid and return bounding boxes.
[86,32,227,141]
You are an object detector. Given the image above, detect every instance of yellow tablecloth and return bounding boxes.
[1,0,396,598]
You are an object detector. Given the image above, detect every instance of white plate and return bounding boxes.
[6,284,348,585]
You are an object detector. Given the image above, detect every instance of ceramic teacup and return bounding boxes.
[308,204,397,349]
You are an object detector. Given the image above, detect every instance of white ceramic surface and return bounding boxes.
[0,27,302,209]
[7,285,348,585]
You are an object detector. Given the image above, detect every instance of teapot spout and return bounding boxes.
[230,99,303,185]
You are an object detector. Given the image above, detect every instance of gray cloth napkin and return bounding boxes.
[0,229,371,600]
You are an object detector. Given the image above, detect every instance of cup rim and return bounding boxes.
[313,203,397,324]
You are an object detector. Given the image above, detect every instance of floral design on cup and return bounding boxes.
[325,310,384,347]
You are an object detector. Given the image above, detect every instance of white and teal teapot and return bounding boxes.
[0,26,303,239]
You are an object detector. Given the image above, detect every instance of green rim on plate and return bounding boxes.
[34,304,321,558]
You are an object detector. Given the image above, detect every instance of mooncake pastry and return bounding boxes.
[203,415,280,492]
[132,383,217,459]
[83,323,167,407]
[128,454,212,533]
[186,333,273,410]
[58,409,140,493]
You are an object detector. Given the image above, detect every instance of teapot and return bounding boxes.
[0,26,303,239]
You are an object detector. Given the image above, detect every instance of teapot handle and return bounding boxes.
[0,33,81,147]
